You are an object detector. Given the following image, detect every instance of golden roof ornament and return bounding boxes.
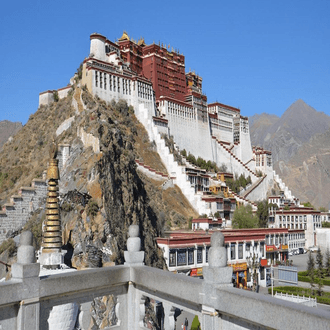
[118,31,130,41]
[137,37,145,46]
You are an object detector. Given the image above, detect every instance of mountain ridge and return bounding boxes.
[250,99,330,207]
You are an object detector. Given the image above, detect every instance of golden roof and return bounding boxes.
[119,31,130,41]
[137,37,145,46]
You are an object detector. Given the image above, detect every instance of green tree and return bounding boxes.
[307,251,315,295]
[180,149,187,157]
[319,206,327,212]
[316,248,324,296]
[256,200,269,228]
[321,221,330,228]
[325,249,330,277]
[302,201,314,209]
[256,200,278,228]
[232,204,258,229]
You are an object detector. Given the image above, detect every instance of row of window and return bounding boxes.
[280,224,307,230]
[265,235,288,246]
[230,243,265,260]
[279,215,308,222]
[94,71,152,101]
[169,247,209,267]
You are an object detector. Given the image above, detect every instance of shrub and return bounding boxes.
[53,90,59,102]
[87,199,99,217]
[0,238,16,256]
[191,315,201,330]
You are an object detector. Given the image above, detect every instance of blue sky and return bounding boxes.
[0,0,329,125]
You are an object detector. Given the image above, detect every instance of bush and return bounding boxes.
[87,199,99,217]
[0,238,16,256]
[191,315,201,330]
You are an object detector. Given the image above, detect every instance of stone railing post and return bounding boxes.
[124,224,144,266]
[11,231,40,330]
[124,225,145,330]
[202,232,232,329]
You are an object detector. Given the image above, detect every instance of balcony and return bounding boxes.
[1,228,329,329]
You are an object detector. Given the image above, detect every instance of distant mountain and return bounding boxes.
[277,128,330,208]
[249,113,279,148]
[250,99,330,208]
[250,99,330,163]
[0,120,22,149]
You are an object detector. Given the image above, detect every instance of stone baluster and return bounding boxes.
[202,232,232,330]
[124,225,145,330]
[124,224,144,266]
[11,231,40,330]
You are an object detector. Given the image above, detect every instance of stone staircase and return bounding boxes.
[135,159,169,181]
[134,103,209,215]
[273,171,294,200]
[212,136,258,180]
[240,175,267,199]
[227,188,258,211]
[0,178,47,244]
[0,146,71,245]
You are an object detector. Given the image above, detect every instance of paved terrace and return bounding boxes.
[0,228,329,330]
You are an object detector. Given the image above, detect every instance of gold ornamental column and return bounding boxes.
[40,142,63,268]
[42,158,62,253]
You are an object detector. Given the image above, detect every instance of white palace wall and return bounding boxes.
[167,114,213,161]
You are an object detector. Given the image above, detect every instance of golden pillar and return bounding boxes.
[42,145,62,254]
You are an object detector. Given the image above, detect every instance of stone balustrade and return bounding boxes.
[0,228,329,330]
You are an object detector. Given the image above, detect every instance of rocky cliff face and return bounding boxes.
[276,129,330,208]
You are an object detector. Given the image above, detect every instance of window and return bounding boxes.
[188,249,194,265]
[177,249,187,266]
[230,244,236,260]
[245,243,250,252]
[169,250,176,267]
[238,244,243,259]
[260,267,265,280]
[260,243,265,257]
[206,247,210,263]
[95,71,98,87]
[197,248,203,264]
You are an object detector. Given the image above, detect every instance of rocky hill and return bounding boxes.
[0,120,22,149]
[276,128,330,208]
[0,86,198,274]
[250,99,330,208]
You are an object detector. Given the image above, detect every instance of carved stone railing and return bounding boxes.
[0,229,329,330]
